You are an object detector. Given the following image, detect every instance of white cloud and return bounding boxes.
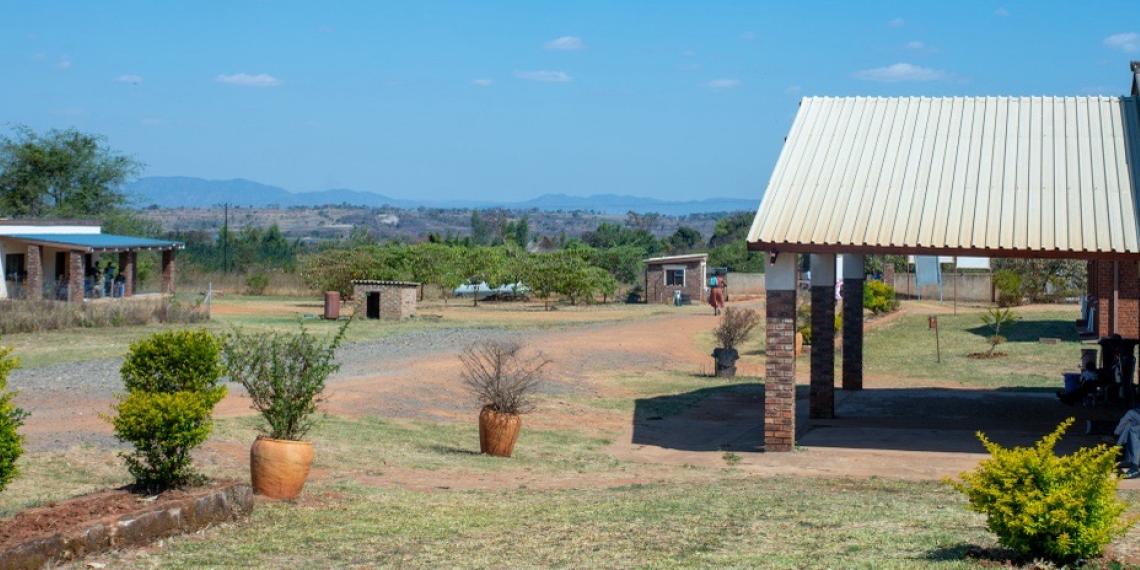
[56,56,72,70]
[514,70,572,83]
[472,78,494,87]
[994,7,1009,16]
[740,31,756,41]
[116,74,143,85]
[544,36,584,51]
[1104,32,1140,53]
[887,17,905,28]
[905,40,925,50]
[707,78,741,90]
[852,62,947,82]
[215,73,282,87]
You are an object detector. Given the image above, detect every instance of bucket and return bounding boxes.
[1063,372,1081,394]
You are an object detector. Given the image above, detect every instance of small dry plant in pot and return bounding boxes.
[712,307,761,378]
[460,340,550,457]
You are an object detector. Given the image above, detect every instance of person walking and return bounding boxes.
[708,272,725,315]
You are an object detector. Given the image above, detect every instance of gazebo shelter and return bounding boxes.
[0,219,182,302]
[747,62,1140,451]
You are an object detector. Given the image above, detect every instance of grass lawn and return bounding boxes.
[864,307,1081,388]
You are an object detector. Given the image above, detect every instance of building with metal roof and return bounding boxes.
[0,219,182,302]
[747,62,1140,453]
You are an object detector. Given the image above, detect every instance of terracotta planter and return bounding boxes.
[250,436,314,500]
[479,406,521,457]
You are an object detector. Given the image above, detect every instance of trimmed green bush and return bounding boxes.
[862,280,899,315]
[952,418,1132,562]
[120,329,223,393]
[0,340,28,492]
[111,329,226,491]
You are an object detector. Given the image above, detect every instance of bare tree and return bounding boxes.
[460,341,550,415]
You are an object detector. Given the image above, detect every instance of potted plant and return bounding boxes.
[220,320,349,499]
[711,307,762,377]
[460,340,549,457]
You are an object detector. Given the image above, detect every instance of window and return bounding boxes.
[4,253,25,281]
[665,267,685,286]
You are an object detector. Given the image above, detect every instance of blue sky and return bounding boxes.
[1,1,1138,202]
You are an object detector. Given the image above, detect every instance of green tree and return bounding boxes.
[0,126,141,218]
[458,246,507,306]
[470,210,492,246]
[664,226,703,253]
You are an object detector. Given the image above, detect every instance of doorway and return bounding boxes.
[366,291,381,319]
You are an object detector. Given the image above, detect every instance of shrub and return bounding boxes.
[245,271,270,296]
[993,269,1024,307]
[0,340,28,492]
[862,280,899,315]
[951,418,1132,562]
[111,389,225,490]
[120,329,224,393]
[714,307,761,351]
[460,341,549,415]
[110,329,226,491]
[220,320,349,441]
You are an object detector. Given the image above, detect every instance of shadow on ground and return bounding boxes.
[632,381,1116,454]
[965,319,1077,343]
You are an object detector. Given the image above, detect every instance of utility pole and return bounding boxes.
[222,203,230,273]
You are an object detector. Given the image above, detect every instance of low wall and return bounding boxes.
[726,272,765,296]
[892,272,992,302]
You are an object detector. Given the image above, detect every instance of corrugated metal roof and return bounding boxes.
[643,253,709,264]
[5,233,183,251]
[748,96,1140,257]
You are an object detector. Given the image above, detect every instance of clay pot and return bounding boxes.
[250,436,314,500]
[479,406,521,457]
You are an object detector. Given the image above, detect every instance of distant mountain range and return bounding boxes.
[124,176,758,215]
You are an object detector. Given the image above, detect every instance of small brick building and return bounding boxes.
[642,253,708,304]
[351,280,418,320]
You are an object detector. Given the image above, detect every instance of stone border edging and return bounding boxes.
[1,482,253,570]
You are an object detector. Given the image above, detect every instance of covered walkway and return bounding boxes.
[746,64,1140,451]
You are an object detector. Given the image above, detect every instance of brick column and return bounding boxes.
[841,254,864,391]
[161,250,177,295]
[119,251,136,297]
[67,251,84,302]
[26,245,42,301]
[809,253,836,419]
[764,253,797,452]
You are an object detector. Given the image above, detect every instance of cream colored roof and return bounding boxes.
[748,96,1140,257]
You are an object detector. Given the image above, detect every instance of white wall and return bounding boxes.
[0,239,6,299]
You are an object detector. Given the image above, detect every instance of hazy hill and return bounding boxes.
[125,176,757,215]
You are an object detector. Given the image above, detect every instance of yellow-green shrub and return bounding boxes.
[111,329,225,491]
[951,418,1131,561]
[0,341,28,492]
[862,279,899,315]
[111,388,225,490]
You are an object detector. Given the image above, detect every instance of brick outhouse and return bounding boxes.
[351,280,419,320]
[642,253,708,304]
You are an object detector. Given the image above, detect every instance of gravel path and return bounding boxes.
[8,325,537,452]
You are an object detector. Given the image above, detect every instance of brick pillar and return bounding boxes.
[119,251,136,297]
[161,250,176,295]
[67,251,84,302]
[810,254,836,419]
[1095,260,1115,338]
[26,245,42,301]
[764,254,797,452]
[841,254,864,391]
